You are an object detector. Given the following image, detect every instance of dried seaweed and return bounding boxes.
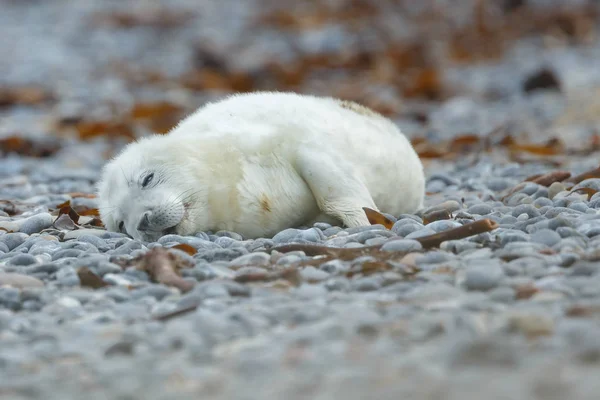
[134,247,194,293]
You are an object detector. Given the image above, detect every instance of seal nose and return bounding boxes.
[137,211,152,232]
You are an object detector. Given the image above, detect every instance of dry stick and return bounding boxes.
[270,218,499,256]
[503,170,572,202]
[568,166,600,184]
[530,171,571,186]
[154,302,201,322]
[416,218,498,249]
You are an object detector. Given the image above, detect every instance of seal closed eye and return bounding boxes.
[142,173,154,188]
[96,91,425,241]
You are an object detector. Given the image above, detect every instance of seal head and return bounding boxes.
[96,136,196,242]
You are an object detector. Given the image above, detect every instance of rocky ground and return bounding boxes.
[2,1,600,399]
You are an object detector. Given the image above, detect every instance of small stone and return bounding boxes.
[531,229,561,247]
[131,285,175,301]
[73,234,110,251]
[319,259,349,274]
[467,204,493,215]
[533,197,553,208]
[272,228,301,244]
[7,253,37,266]
[548,182,565,199]
[352,276,382,291]
[0,287,21,310]
[0,233,28,251]
[511,204,540,218]
[19,213,54,234]
[392,222,423,237]
[574,178,600,192]
[0,273,44,288]
[499,230,530,245]
[229,252,270,268]
[425,220,462,232]
[64,229,109,240]
[405,228,436,240]
[299,266,330,282]
[487,286,516,303]
[424,200,461,215]
[214,230,244,241]
[51,249,84,260]
[506,312,554,338]
[298,228,324,242]
[55,296,82,309]
[103,273,133,286]
[55,266,81,286]
[111,240,144,255]
[380,239,423,252]
[464,264,504,291]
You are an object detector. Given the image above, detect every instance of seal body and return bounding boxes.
[97,91,425,241]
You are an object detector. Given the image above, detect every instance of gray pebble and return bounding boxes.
[272,228,302,244]
[392,221,423,236]
[405,228,436,240]
[0,233,28,251]
[380,239,423,252]
[51,249,84,260]
[533,197,553,208]
[298,227,325,242]
[0,272,44,288]
[574,178,600,191]
[319,259,349,274]
[487,286,516,303]
[299,266,330,282]
[19,213,54,234]
[7,253,37,266]
[424,200,461,215]
[467,204,493,215]
[195,247,249,263]
[531,229,562,247]
[131,285,175,300]
[111,240,144,256]
[464,264,504,291]
[425,220,462,232]
[511,204,541,218]
[215,230,244,241]
[0,287,21,310]
[55,266,80,286]
[499,230,530,245]
[229,252,270,268]
[352,276,382,291]
[74,234,111,252]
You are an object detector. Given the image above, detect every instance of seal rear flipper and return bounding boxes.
[295,147,377,228]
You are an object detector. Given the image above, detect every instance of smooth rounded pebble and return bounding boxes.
[531,229,562,247]
[0,272,44,288]
[380,239,423,252]
[19,213,54,234]
[464,264,504,291]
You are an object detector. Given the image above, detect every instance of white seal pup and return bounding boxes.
[97,91,425,241]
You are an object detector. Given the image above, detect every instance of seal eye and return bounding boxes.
[142,173,154,188]
[118,221,125,233]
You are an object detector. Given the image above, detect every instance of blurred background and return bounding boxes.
[1,0,600,159]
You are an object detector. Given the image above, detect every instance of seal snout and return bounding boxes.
[137,211,152,232]
[135,208,181,240]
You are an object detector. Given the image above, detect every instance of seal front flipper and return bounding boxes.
[295,147,377,228]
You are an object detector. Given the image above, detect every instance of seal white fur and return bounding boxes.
[97,91,425,241]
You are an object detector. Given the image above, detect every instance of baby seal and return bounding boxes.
[97,91,425,241]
